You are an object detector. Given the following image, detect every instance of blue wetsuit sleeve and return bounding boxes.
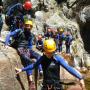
[7,3,22,16]
[5,29,22,45]
[54,55,83,80]
[22,56,42,71]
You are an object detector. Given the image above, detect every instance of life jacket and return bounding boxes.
[11,30,34,49]
[41,54,60,83]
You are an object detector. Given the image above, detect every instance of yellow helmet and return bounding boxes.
[43,39,56,53]
[59,28,64,32]
[25,20,33,26]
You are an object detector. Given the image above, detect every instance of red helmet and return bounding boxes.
[23,1,32,10]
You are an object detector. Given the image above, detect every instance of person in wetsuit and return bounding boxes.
[56,28,65,52]
[15,38,85,90]
[36,34,43,51]
[65,31,73,54]
[5,20,42,90]
[5,0,33,31]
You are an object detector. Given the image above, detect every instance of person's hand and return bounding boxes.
[79,79,86,90]
[15,67,22,74]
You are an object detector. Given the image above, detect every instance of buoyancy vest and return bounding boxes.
[41,55,60,84]
[11,30,34,49]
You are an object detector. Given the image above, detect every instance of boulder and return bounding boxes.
[0,43,29,90]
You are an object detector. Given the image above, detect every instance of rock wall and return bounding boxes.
[0,43,29,90]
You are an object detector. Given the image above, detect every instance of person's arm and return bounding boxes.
[54,54,83,79]
[15,56,43,74]
[5,29,22,45]
[6,3,22,16]
[54,54,85,89]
